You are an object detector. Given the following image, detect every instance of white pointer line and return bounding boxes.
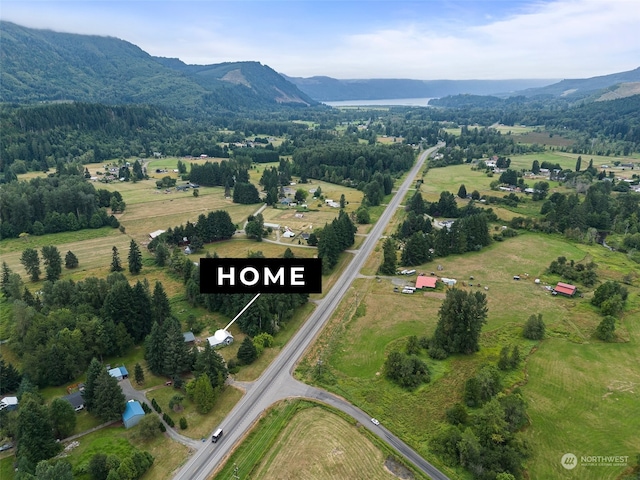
[224,292,261,331]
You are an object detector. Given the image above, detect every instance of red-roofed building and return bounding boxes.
[416,276,437,289]
[554,282,576,297]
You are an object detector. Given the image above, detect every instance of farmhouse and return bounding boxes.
[207,329,234,348]
[554,282,577,297]
[0,397,18,412]
[62,391,85,411]
[108,366,129,381]
[122,400,145,429]
[416,276,437,289]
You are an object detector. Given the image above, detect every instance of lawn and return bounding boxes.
[147,385,243,440]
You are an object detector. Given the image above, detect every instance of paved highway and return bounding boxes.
[173,143,449,480]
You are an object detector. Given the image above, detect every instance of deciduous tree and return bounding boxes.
[432,289,488,356]
[49,398,77,439]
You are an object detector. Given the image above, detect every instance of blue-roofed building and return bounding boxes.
[122,400,145,429]
[108,366,129,381]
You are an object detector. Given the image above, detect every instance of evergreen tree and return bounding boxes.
[401,232,431,266]
[408,191,426,215]
[378,237,397,275]
[575,155,582,172]
[194,342,228,389]
[154,243,169,267]
[509,345,521,368]
[83,358,103,412]
[93,369,126,422]
[457,184,467,199]
[162,317,192,378]
[16,393,61,465]
[20,248,41,282]
[432,289,488,356]
[498,345,511,370]
[144,322,166,375]
[151,281,172,326]
[41,245,62,282]
[110,246,123,272]
[128,239,143,274]
[317,224,340,273]
[531,160,540,174]
[49,398,77,439]
[134,363,145,385]
[0,354,22,394]
[237,336,258,365]
[1,261,12,297]
[339,194,346,208]
[283,248,295,259]
[64,250,79,269]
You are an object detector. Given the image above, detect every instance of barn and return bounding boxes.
[122,400,145,429]
[554,282,577,297]
[416,276,437,289]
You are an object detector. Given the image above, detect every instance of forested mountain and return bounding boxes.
[514,66,640,99]
[284,76,556,101]
[0,21,315,111]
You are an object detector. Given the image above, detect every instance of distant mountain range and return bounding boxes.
[283,76,558,101]
[1,20,638,111]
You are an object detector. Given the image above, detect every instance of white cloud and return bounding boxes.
[2,0,638,78]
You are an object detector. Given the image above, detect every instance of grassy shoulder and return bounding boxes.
[214,399,429,480]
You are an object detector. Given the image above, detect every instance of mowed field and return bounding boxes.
[214,400,422,480]
[251,407,399,480]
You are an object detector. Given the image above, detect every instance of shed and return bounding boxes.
[416,276,437,289]
[440,277,457,287]
[554,282,577,297]
[108,366,128,381]
[207,329,234,348]
[122,400,145,429]
[183,331,196,343]
[62,391,85,411]
[0,397,18,412]
[149,229,166,239]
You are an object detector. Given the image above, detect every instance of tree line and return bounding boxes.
[0,175,123,239]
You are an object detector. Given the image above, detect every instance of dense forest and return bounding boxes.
[0,175,122,239]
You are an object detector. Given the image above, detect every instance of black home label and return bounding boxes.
[199,258,323,294]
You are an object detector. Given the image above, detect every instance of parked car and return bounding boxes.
[0,443,14,452]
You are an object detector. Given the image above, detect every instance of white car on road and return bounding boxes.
[371,418,380,426]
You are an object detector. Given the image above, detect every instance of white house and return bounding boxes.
[0,397,18,412]
[207,329,234,348]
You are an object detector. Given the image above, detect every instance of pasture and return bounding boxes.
[298,227,640,480]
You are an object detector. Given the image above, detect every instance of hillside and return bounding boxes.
[0,21,315,111]
[515,66,640,99]
[284,76,557,101]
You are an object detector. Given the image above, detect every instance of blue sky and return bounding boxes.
[2,0,639,79]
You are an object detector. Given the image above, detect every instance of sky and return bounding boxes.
[2,0,639,80]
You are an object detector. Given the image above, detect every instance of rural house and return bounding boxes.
[207,329,234,348]
[62,391,85,411]
[0,397,18,412]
